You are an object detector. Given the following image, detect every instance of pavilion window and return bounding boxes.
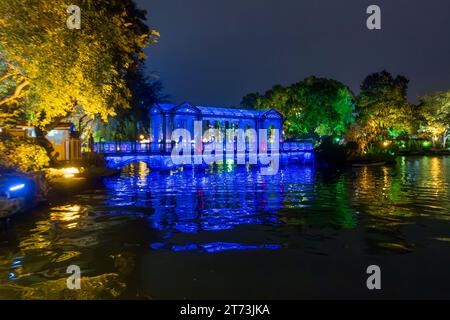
[268,125,275,143]
[202,120,209,134]
[245,125,251,143]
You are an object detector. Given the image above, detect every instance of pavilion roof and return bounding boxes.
[152,103,282,120]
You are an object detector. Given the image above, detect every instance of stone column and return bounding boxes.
[162,113,166,153]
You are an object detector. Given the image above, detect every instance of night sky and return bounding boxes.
[136,0,450,106]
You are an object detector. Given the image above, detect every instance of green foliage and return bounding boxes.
[240,93,263,109]
[340,70,416,153]
[418,91,450,147]
[241,77,356,140]
[354,70,416,149]
[72,66,166,142]
[291,77,355,137]
[94,115,143,142]
[240,70,450,155]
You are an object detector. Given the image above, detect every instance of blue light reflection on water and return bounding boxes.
[102,163,315,252]
[3,157,450,299]
[150,242,282,253]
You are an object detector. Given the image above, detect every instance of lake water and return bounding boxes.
[1,156,450,299]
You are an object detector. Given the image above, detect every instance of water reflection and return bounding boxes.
[0,156,450,299]
[150,242,282,253]
[103,164,315,237]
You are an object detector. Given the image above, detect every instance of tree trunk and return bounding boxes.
[34,126,57,165]
[444,129,449,148]
[34,115,68,165]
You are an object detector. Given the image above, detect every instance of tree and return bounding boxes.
[0,57,29,126]
[354,70,415,150]
[125,67,168,131]
[0,0,159,155]
[240,92,263,109]
[289,77,355,138]
[418,91,450,148]
[240,77,355,140]
[93,67,167,142]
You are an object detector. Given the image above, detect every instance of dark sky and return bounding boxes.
[136,0,450,106]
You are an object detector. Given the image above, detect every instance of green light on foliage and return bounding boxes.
[388,129,400,138]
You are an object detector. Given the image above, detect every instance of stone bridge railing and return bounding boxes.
[93,141,314,155]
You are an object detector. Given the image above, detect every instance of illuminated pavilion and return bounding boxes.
[149,102,284,153]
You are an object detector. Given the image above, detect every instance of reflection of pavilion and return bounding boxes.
[149,102,284,153]
[101,162,316,252]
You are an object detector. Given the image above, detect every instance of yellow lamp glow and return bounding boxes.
[63,167,80,178]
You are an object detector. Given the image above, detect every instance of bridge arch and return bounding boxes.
[104,155,178,170]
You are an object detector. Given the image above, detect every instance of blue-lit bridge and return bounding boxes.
[93,103,315,170]
[94,141,314,170]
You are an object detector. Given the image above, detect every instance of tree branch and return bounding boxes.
[0,72,15,83]
[0,79,30,106]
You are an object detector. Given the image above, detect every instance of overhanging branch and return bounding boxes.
[0,80,30,106]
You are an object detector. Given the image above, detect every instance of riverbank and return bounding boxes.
[317,144,450,168]
[46,166,120,199]
[347,154,397,167]
[0,165,119,219]
[0,171,48,219]
[398,149,450,156]
[347,151,450,167]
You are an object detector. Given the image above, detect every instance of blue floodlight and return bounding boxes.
[9,183,25,192]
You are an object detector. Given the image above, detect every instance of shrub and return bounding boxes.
[0,134,50,172]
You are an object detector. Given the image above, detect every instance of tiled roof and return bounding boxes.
[152,103,282,120]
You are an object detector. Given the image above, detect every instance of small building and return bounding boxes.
[149,102,284,153]
[45,123,82,161]
[5,123,81,161]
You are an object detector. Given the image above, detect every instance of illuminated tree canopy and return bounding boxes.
[241,77,356,139]
[358,70,415,135]
[0,0,159,131]
[418,91,450,147]
[239,70,450,154]
[346,70,416,151]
